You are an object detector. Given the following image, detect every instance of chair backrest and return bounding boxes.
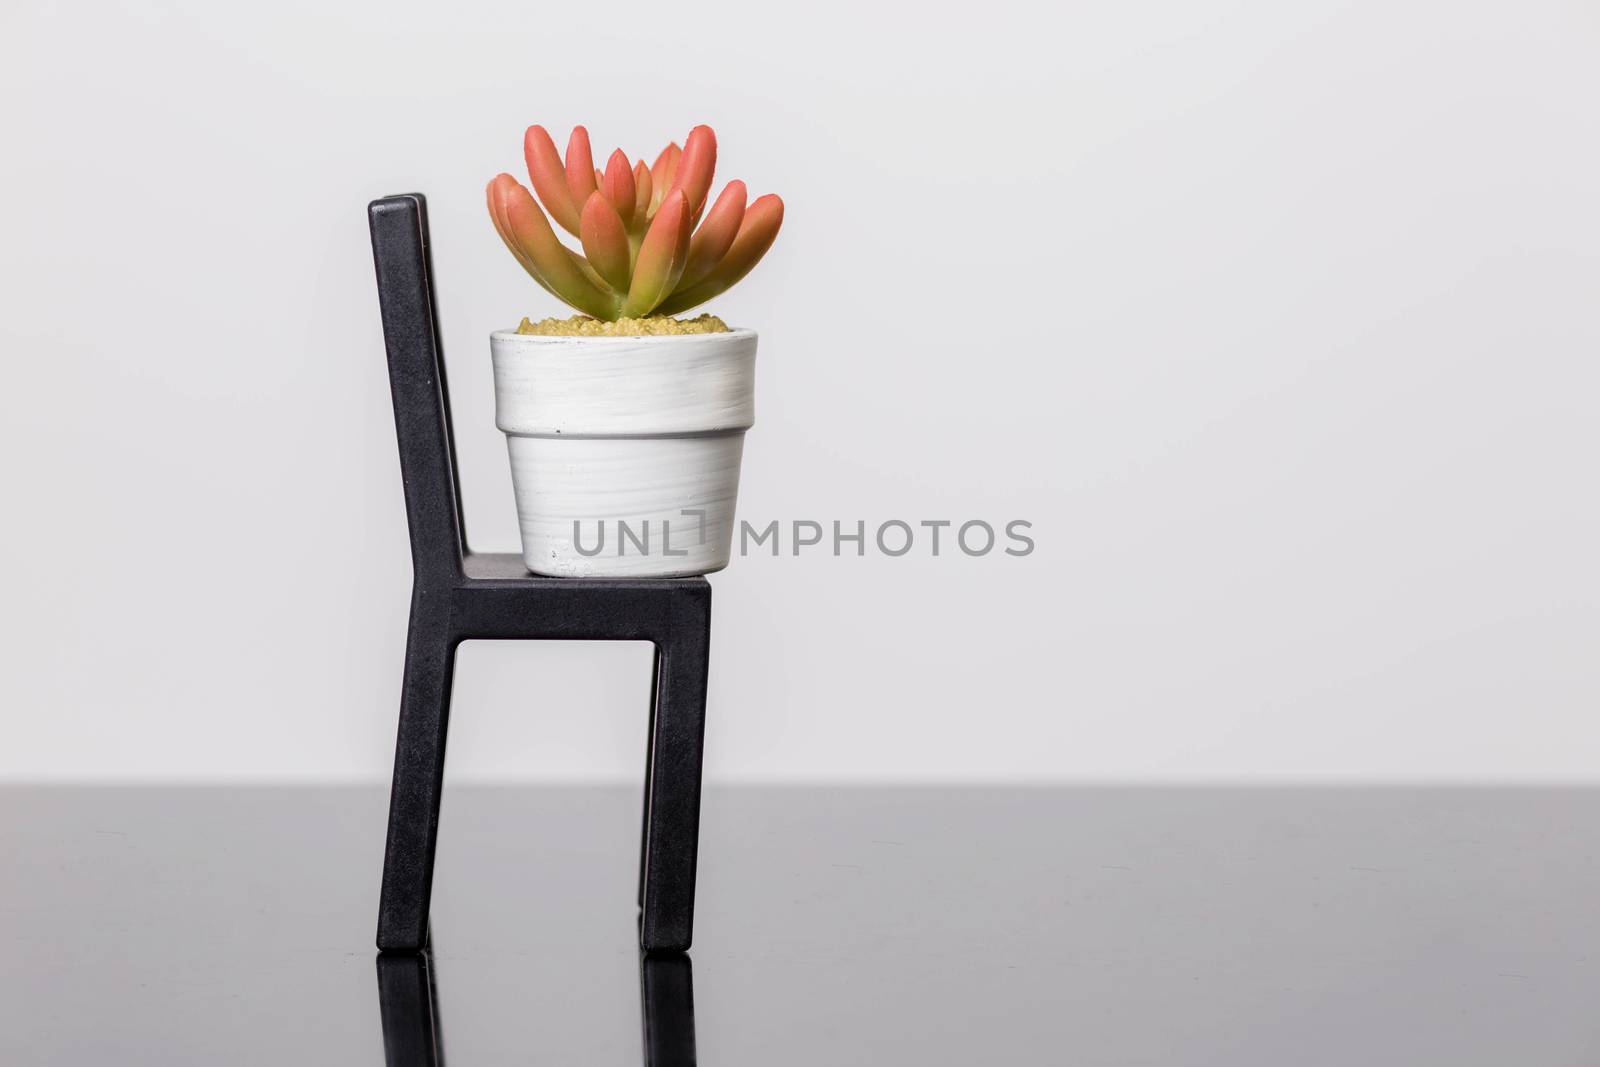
[369,194,468,584]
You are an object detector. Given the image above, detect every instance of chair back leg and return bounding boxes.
[377,612,457,951]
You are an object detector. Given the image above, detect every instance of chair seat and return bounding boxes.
[460,551,710,589]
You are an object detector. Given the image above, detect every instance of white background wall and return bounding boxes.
[3,0,1596,783]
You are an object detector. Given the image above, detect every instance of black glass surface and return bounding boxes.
[3,786,1597,1064]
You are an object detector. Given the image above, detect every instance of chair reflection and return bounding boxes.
[376,950,697,1066]
[638,952,697,1065]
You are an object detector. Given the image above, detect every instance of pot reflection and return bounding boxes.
[375,950,697,1066]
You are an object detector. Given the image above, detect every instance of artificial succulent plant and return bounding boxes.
[487,124,783,322]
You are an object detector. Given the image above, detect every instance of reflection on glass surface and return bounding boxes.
[375,949,697,1066]
[16,787,1594,1064]
[638,953,696,1066]
[376,952,445,1065]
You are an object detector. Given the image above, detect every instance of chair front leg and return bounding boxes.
[639,588,712,952]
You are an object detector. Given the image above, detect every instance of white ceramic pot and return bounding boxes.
[490,328,757,577]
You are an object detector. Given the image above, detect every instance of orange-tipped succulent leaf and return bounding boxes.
[656,193,783,316]
[564,126,599,210]
[632,161,653,224]
[672,125,717,222]
[680,180,746,289]
[602,149,636,227]
[487,180,557,301]
[580,191,632,294]
[523,126,581,237]
[649,143,681,213]
[488,174,618,320]
[623,189,692,318]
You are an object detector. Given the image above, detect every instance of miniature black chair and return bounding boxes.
[369,193,712,953]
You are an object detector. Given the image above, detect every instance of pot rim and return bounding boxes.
[490,326,757,345]
[490,324,757,436]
